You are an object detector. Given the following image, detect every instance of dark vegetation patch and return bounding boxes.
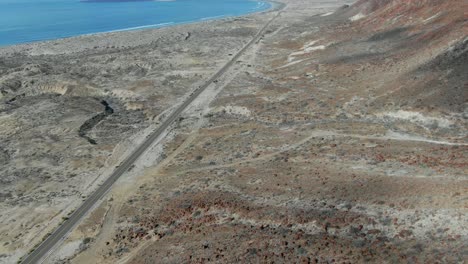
[0,148,10,166]
[425,38,468,71]
[323,52,383,64]
[78,99,114,145]
[367,27,408,42]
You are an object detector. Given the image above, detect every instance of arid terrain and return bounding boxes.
[0,0,467,263]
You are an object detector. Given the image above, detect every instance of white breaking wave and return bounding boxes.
[105,22,175,33]
[200,15,229,21]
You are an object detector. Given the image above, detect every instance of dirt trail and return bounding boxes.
[172,128,468,176]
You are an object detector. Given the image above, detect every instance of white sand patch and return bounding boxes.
[321,11,334,17]
[287,39,328,62]
[423,13,440,23]
[215,105,251,117]
[385,130,468,146]
[302,40,319,49]
[350,13,366,21]
[304,45,327,52]
[288,45,326,61]
[276,59,307,69]
[379,110,454,128]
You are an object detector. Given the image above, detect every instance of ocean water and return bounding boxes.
[0,0,270,46]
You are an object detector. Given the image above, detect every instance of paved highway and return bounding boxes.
[20,6,283,264]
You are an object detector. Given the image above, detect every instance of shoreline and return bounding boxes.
[0,0,280,50]
[87,0,285,37]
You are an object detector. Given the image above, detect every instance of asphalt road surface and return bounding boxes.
[20,6,283,264]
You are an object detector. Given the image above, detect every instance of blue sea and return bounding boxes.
[0,0,270,46]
